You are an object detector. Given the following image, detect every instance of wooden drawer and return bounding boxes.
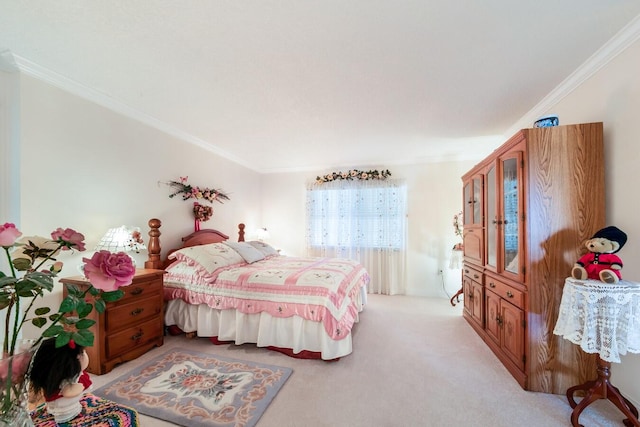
[106,317,164,359]
[116,276,163,305]
[463,265,483,283]
[105,292,162,332]
[486,277,524,309]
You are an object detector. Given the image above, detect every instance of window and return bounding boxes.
[306,180,407,249]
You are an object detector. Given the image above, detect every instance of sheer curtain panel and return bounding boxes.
[305,178,407,295]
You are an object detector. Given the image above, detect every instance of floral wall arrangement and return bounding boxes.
[162,176,230,231]
[315,169,392,184]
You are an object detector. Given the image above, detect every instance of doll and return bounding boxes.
[29,338,92,424]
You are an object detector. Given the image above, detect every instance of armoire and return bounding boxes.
[461,122,604,394]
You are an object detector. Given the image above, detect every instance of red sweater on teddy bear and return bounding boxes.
[576,252,623,281]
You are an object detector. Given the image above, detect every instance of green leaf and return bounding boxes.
[88,287,100,296]
[94,299,106,314]
[31,317,47,328]
[42,324,65,337]
[65,284,84,297]
[0,276,17,287]
[23,272,54,291]
[35,307,51,315]
[75,319,96,330]
[64,316,79,325]
[14,280,38,297]
[55,332,72,348]
[101,289,124,302]
[59,296,78,313]
[76,301,93,318]
[12,257,32,271]
[73,329,94,347]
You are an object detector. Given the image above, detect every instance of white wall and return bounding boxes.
[529,38,640,406]
[260,161,477,298]
[15,74,262,336]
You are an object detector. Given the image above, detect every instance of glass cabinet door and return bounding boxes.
[473,177,482,224]
[486,164,497,269]
[463,182,473,225]
[463,175,483,226]
[501,154,522,276]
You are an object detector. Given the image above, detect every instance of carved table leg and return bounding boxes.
[566,356,640,427]
[450,287,463,306]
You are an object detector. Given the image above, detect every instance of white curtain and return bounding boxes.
[305,178,407,295]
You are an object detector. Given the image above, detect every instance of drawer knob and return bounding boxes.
[130,287,144,296]
[131,331,144,341]
[506,291,514,298]
[473,274,479,279]
[489,282,495,288]
[130,308,144,316]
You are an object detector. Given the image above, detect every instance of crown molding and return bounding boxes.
[11,54,257,171]
[506,14,640,137]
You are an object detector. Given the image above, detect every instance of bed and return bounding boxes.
[144,219,369,360]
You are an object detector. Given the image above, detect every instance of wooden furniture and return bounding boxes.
[146,219,369,360]
[60,269,165,375]
[461,122,604,393]
[554,278,640,427]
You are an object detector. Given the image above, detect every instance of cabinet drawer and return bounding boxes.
[116,277,163,305]
[486,277,524,309]
[106,318,163,359]
[463,265,483,283]
[105,292,162,332]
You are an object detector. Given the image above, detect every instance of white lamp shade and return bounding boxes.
[95,225,147,253]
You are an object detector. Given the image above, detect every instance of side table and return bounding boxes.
[60,269,165,374]
[554,278,640,427]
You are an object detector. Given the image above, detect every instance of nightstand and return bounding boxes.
[60,268,165,375]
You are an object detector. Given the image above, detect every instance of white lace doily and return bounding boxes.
[554,278,640,363]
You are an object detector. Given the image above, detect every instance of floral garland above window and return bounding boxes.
[163,176,230,204]
[315,169,392,184]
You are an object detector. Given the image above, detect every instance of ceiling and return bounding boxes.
[2,1,640,173]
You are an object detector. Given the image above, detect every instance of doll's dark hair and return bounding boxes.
[29,338,85,399]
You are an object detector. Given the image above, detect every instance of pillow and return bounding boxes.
[248,240,280,257]
[164,260,210,288]
[170,242,245,274]
[222,241,266,264]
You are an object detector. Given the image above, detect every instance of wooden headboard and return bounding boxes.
[144,219,246,270]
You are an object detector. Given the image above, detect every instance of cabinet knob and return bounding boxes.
[506,291,513,298]
[130,287,144,296]
[131,331,144,341]
[489,282,495,288]
[473,274,479,279]
[130,308,144,316]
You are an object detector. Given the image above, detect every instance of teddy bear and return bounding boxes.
[571,225,627,284]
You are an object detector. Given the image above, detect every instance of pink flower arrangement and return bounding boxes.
[193,202,213,222]
[164,176,230,204]
[0,222,136,357]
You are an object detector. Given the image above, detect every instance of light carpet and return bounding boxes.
[92,349,292,427]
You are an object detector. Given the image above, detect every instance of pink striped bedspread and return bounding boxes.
[164,256,370,340]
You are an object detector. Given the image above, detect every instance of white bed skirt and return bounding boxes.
[164,287,367,360]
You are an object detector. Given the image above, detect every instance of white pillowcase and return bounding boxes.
[170,242,245,274]
[248,241,280,257]
[222,241,266,264]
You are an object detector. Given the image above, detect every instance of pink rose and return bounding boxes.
[82,250,136,292]
[51,227,86,251]
[0,223,22,247]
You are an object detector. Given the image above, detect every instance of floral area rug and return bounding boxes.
[92,349,292,427]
